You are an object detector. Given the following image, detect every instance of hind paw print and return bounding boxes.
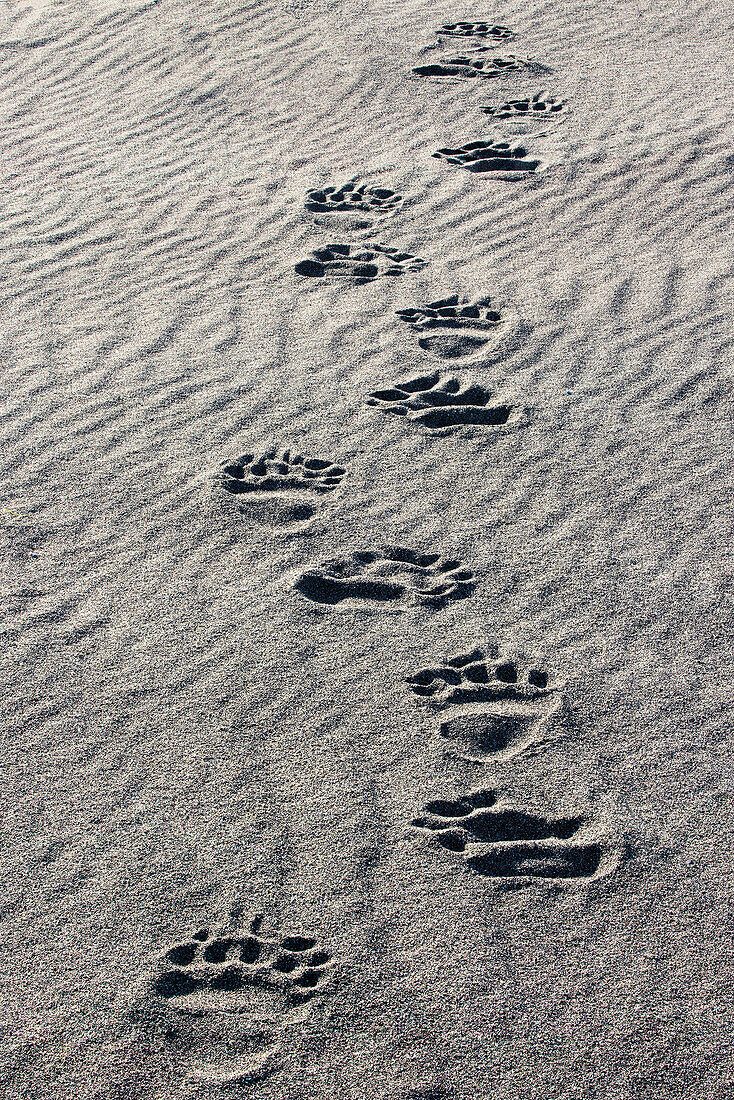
[396,295,504,360]
[366,372,523,430]
[294,546,476,608]
[215,447,345,529]
[295,243,426,281]
[135,918,334,1085]
[411,790,617,881]
[414,54,531,79]
[436,21,515,41]
[432,140,544,175]
[305,181,403,216]
[481,92,566,119]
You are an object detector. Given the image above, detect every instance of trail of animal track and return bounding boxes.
[2,1,734,1100]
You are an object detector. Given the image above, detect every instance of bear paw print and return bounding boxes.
[134,917,334,1086]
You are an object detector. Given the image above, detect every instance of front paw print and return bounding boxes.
[134,917,334,1085]
[406,647,563,761]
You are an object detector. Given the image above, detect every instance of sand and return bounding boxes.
[1,0,734,1096]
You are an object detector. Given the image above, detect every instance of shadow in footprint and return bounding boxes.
[439,710,547,758]
[466,843,604,879]
[296,573,404,605]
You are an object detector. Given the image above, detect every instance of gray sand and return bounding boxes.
[1,0,734,1097]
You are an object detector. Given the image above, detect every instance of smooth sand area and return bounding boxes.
[1,0,734,1097]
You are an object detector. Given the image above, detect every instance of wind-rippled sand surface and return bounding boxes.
[1,0,733,1096]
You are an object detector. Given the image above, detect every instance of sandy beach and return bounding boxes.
[1,0,734,1096]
